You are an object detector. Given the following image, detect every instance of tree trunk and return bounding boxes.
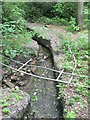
[77,1,84,30]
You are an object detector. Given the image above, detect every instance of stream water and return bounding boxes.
[2,23,65,119]
[21,45,64,119]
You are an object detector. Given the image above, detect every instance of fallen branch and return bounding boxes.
[1,62,89,89]
[0,62,69,84]
[1,54,89,78]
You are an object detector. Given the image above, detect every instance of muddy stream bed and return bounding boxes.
[1,42,64,119]
[22,45,63,119]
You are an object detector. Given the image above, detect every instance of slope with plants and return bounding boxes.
[57,30,89,119]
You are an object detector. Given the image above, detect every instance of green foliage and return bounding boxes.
[60,31,88,56]
[12,93,23,101]
[83,6,89,28]
[79,31,88,50]
[2,3,25,28]
[1,21,16,35]
[11,88,23,100]
[67,17,80,32]
[2,2,89,30]
[58,30,88,119]
[65,110,76,119]
[0,99,9,107]
[23,2,42,22]
[2,30,33,59]
[76,85,88,96]
[56,83,65,99]
[73,96,81,102]
[63,60,73,72]
[2,38,22,58]
[32,95,38,102]
[24,2,55,22]
[2,3,34,60]
[3,2,89,30]
[1,21,25,36]
[6,96,11,101]
[11,102,15,105]
[53,3,77,20]
[2,108,10,114]
[23,48,36,58]
[0,99,4,103]
[1,102,9,107]
[38,17,69,26]
[69,98,75,106]
[38,3,55,18]
[64,109,67,113]
[23,2,78,25]
[27,2,89,31]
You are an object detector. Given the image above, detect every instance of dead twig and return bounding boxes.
[18,58,32,71]
[1,54,89,78]
[68,45,77,83]
[56,69,64,80]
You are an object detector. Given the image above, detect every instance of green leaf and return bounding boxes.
[2,102,9,107]
[2,108,10,114]
[66,110,76,119]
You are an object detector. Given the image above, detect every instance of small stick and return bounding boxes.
[18,58,32,70]
[56,69,64,80]
[68,45,77,83]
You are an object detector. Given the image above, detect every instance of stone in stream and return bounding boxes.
[43,55,49,59]
[45,24,51,28]
[27,68,31,73]
[18,81,27,86]
[20,72,25,77]
[11,75,20,81]
[31,66,37,73]
[30,60,37,65]
[3,79,15,88]
[22,67,28,71]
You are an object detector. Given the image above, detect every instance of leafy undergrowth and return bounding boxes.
[37,16,80,33]
[0,87,29,116]
[37,17,69,26]
[57,30,89,119]
[0,21,36,60]
[0,21,38,117]
[2,33,33,59]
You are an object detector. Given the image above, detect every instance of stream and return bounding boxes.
[22,45,64,119]
[21,23,65,119]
